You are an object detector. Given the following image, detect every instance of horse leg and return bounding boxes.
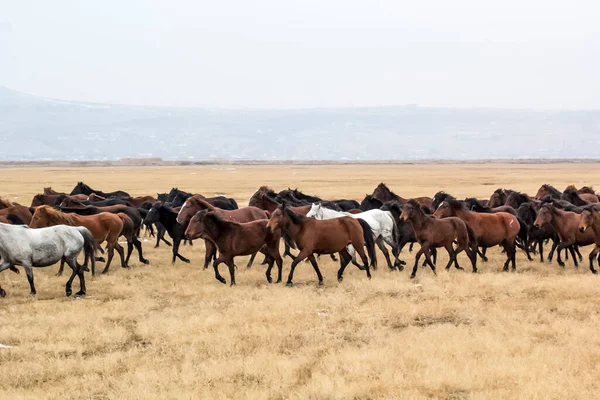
[478,247,488,262]
[286,250,310,287]
[307,254,325,286]
[9,266,19,274]
[347,245,365,271]
[444,244,459,271]
[213,257,226,284]
[64,257,80,297]
[574,245,583,262]
[265,254,275,283]
[124,237,134,266]
[554,242,572,268]
[202,240,215,268]
[246,252,258,269]
[24,266,36,295]
[115,242,128,269]
[538,240,544,263]
[57,259,65,276]
[376,237,394,270]
[420,246,437,275]
[588,245,600,274]
[337,249,352,283]
[173,239,190,264]
[410,248,425,279]
[102,243,115,274]
[409,242,414,253]
[225,258,236,286]
[568,246,579,268]
[133,237,149,264]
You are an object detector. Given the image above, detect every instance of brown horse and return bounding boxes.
[434,199,522,272]
[565,185,598,202]
[371,183,432,210]
[400,200,476,278]
[579,207,600,274]
[123,195,157,208]
[266,202,371,286]
[0,197,14,209]
[0,205,34,225]
[87,193,107,202]
[43,187,64,195]
[30,206,126,275]
[177,195,267,269]
[488,188,517,208]
[534,204,595,270]
[185,210,283,285]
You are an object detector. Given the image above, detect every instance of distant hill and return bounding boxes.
[1,86,599,161]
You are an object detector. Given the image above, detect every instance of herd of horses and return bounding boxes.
[1,181,600,298]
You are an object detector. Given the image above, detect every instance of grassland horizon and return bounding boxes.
[1,163,599,399]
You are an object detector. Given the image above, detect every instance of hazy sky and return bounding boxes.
[1,0,598,109]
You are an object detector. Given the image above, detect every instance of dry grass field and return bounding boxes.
[1,163,600,399]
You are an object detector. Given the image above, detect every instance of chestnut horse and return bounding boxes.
[30,206,126,275]
[434,199,522,272]
[400,200,476,278]
[371,183,432,210]
[266,203,372,286]
[534,204,595,270]
[579,207,600,274]
[185,210,283,285]
[0,205,34,225]
[177,195,267,269]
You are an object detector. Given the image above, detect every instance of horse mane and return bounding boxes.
[542,184,562,197]
[565,185,578,192]
[493,188,505,195]
[447,199,466,211]
[202,211,236,237]
[35,205,78,225]
[283,205,305,225]
[258,186,278,198]
[189,196,216,211]
[579,186,596,194]
[540,196,554,205]
[563,189,586,205]
[507,191,530,204]
[464,197,491,212]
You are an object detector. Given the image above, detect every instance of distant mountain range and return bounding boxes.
[1,86,599,161]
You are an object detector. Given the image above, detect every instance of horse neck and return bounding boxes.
[548,208,572,233]
[407,211,430,231]
[194,197,216,212]
[47,209,77,226]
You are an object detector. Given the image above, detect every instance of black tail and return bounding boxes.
[357,218,376,267]
[282,229,297,250]
[516,216,531,258]
[77,227,97,276]
[6,214,25,225]
[465,223,477,247]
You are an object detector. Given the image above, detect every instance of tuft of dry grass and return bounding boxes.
[1,164,600,399]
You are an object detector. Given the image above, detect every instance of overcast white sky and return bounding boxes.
[1,0,598,109]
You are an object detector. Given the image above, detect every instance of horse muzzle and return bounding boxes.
[579,227,586,233]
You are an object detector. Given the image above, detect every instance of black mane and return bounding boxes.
[283,206,306,224]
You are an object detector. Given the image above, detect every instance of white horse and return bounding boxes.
[306,203,403,270]
[0,223,96,297]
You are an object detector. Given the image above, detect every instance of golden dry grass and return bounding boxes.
[1,163,600,399]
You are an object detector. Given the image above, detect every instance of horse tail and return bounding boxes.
[465,222,477,247]
[6,214,25,225]
[137,207,148,219]
[390,213,400,247]
[357,218,375,266]
[77,227,97,276]
[516,216,529,245]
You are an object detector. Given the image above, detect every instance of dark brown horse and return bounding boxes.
[579,207,600,274]
[43,187,64,195]
[372,183,432,210]
[534,204,595,270]
[434,199,522,272]
[266,203,372,286]
[565,185,599,203]
[488,188,516,208]
[399,200,476,278]
[177,195,267,269]
[185,210,283,285]
[30,206,126,275]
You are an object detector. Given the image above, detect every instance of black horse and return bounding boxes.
[143,202,190,264]
[70,182,130,199]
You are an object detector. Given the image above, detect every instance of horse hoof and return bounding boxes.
[266,277,272,284]
[286,282,294,287]
[66,289,72,297]
[276,279,282,284]
[217,278,226,285]
[97,257,106,263]
[142,260,150,265]
[338,276,343,283]
[30,292,36,297]
[592,270,598,275]
[230,282,236,286]
[410,274,416,279]
[183,259,191,264]
[0,288,5,298]
[318,281,324,286]
[56,272,63,277]
[81,265,90,272]
[75,291,86,298]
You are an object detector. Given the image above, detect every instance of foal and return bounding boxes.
[399,200,476,279]
[185,210,283,285]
